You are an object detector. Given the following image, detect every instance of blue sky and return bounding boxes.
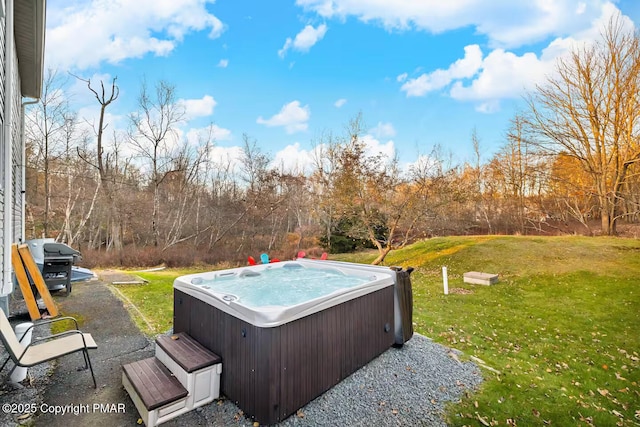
[44,0,640,172]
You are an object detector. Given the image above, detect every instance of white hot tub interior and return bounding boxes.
[174,260,397,327]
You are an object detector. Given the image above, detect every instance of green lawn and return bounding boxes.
[112,236,640,426]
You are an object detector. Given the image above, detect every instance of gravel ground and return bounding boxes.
[163,333,483,427]
[0,331,482,427]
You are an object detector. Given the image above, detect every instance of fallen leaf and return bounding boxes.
[475,413,490,426]
[296,410,305,419]
[392,409,398,415]
[597,389,609,397]
[532,408,540,417]
[137,419,143,425]
[253,422,260,427]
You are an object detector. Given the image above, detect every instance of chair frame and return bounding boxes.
[0,313,97,387]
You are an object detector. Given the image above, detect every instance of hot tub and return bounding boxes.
[173,259,406,424]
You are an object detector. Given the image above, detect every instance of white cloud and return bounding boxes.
[449,48,549,102]
[273,142,315,174]
[257,101,311,134]
[217,59,229,68]
[296,0,609,48]
[46,0,224,70]
[360,134,396,160]
[576,2,587,15]
[179,95,217,120]
[370,122,396,138]
[208,145,244,172]
[401,44,483,97]
[404,154,442,178]
[334,98,347,108]
[278,24,328,58]
[398,3,631,111]
[396,72,408,83]
[185,125,232,146]
[475,101,501,114]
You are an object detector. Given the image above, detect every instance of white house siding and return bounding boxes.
[0,10,25,307]
[10,46,21,244]
[0,12,4,122]
[0,13,6,288]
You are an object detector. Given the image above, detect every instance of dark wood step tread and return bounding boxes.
[123,357,188,410]
[156,332,221,373]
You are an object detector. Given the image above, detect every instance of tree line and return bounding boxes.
[24,16,640,266]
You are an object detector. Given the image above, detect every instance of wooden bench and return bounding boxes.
[463,271,499,286]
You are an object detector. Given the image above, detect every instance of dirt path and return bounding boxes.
[35,279,154,426]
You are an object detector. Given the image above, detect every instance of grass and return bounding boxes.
[49,312,87,335]
[108,267,208,335]
[114,236,640,426]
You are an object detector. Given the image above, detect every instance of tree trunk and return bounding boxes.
[372,246,392,265]
[601,211,613,235]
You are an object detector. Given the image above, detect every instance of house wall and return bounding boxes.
[10,47,21,244]
[0,7,25,307]
[0,9,6,298]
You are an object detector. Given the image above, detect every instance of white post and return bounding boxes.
[442,266,449,295]
[11,322,33,382]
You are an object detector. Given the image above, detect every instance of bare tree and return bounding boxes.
[470,127,494,233]
[25,70,73,236]
[526,14,640,235]
[328,114,427,264]
[500,115,537,233]
[75,75,122,249]
[128,79,185,247]
[309,130,340,252]
[57,112,101,246]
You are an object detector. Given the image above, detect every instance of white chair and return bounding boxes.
[0,309,97,387]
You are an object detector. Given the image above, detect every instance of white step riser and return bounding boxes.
[122,372,190,427]
[123,342,223,426]
[155,345,222,408]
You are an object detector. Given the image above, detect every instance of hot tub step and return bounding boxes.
[155,333,223,408]
[122,357,189,427]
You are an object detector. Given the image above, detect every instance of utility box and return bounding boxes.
[463,271,499,286]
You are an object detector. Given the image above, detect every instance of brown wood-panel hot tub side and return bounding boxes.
[174,285,395,424]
